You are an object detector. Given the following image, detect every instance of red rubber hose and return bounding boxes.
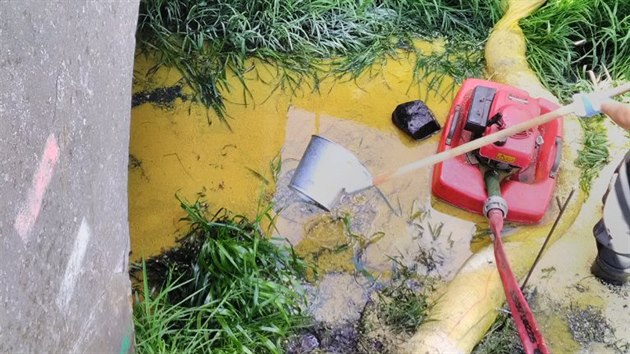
[488,209,550,354]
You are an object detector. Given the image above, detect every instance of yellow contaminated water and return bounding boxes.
[129,40,456,260]
[129,26,628,352]
[294,216,355,278]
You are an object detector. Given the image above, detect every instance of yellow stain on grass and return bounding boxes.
[129,40,455,260]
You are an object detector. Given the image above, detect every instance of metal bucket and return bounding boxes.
[289,135,374,211]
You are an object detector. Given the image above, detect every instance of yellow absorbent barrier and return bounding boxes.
[403,0,587,352]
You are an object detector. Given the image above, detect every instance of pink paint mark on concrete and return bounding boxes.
[14,134,60,243]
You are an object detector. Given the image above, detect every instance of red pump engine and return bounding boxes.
[432,79,563,224]
[477,89,546,183]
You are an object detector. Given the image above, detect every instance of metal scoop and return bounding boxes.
[289,135,373,211]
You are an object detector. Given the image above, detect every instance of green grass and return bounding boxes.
[521,0,630,101]
[472,309,523,354]
[136,0,629,125]
[412,38,485,100]
[375,259,433,334]
[575,115,610,193]
[555,78,612,194]
[132,198,309,353]
[508,0,628,193]
[136,0,502,121]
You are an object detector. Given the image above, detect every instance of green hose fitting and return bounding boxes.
[484,169,502,197]
[483,169,508,218]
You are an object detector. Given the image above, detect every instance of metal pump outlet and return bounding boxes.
[592,151,630,285]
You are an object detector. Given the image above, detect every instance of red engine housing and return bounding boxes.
[431,79,562,224]
[478,90,540,170]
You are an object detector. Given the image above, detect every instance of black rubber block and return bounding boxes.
[392,100,441,140]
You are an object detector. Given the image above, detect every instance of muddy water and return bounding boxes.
[271,106,479,326]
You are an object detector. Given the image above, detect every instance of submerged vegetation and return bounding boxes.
[375,259,432,334]
[355,259,435,353]
[132,198,309,353]
[472,309,523,354]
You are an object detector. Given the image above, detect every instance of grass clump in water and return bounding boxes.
[375,259,432,334]
[136,0,502,120]
[472,309,523,354]
[356,258,434,353]
[133,198,309,353]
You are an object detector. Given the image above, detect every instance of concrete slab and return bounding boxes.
[0,1,138,352]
